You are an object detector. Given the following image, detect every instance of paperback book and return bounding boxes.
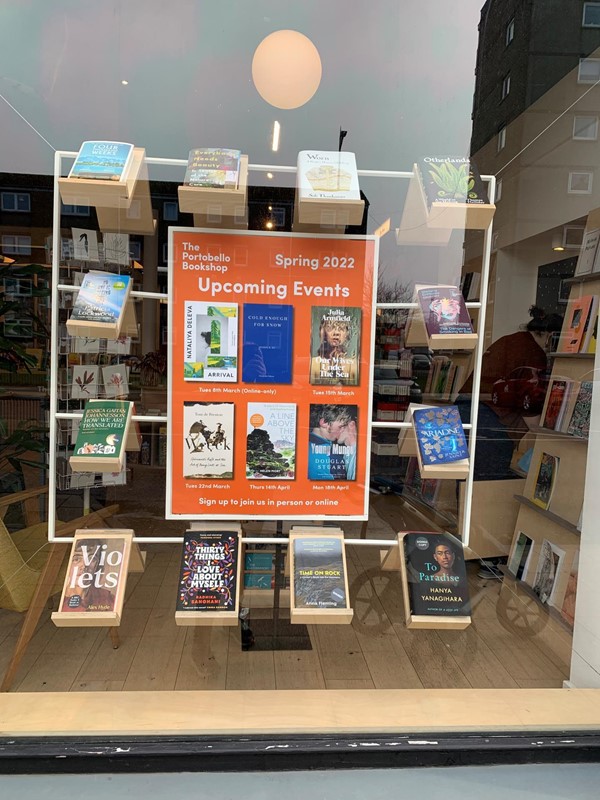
[416,285,474,338]
[402,532,471,619]
[184,148,241,188]
[532,452,559,511]
[567,381,593,438]
[246,403,296,479]
[183,301,238,382]
[532,539,565,606]
[309,306,361,386]
[176,530,240,614]
[69,399,138,473]
[540,379,571,431]
[297,150,361,201]
[507,531,534,580]
[66,271,132,339]
[417,157,488,209]
[412,405,469,466]
[292,536,348,610]
[68,141,134,182]
[308,404,357,481]
[558,295,599,353]
[183,402,234,479]
[575,229,600,276]
[242,303,293,384]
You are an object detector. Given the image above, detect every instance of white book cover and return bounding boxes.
[183,402,234,479]
[106,335,131,354]
[576,228,600,276]
[71,365,99,399]
[103,232,130,266]
[102,364,129,398]
[72,228,99,262]
[183,301,238,382]
[297,150,360,201]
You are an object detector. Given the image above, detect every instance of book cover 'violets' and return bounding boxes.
[70,272,131,325]
[176,531,239,612]
[242,304,293,384]
[412,405,468,465]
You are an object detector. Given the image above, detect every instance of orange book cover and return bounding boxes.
[558,295,594,353]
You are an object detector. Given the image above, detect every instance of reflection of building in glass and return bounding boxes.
[469,1,600,340]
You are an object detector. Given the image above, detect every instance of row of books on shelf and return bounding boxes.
[423,354,469,400]
[540,378,592,438]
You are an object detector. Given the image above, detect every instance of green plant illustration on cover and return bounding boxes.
[210,319,221,353]
[428,162,476,201]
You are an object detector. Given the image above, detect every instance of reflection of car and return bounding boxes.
[491,367,549,412]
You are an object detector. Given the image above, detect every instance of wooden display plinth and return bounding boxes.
[289,531,353,625]
[96,153,155,235]
[396,164,495,246]
[59,147,146,209]
[398,532,471,630]
[295,192,364,229]
[178,155,249,218]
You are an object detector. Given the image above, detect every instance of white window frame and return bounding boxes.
[495,179,503,203]
[163,201,178,221]
[2,234,32,255]
[1,192,31,212]
[497,125,507,152]
[568,171,594,194]
[505,17,515,45]
[129,241,142,261]
[573,115,599,140]
[578,58,600,84]
[501,74,511,99]
[583,2,600,27]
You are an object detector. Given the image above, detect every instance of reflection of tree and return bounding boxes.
[376,264,412,304]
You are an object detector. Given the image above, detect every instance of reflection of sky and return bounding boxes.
[0,0,482,285]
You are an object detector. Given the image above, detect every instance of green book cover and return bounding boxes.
[72,400,131,464]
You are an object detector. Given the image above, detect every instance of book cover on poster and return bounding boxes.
[416,285,474,338]
[292,536,348,610]
[308,403,357,481]
[184,148,241,188]
[246,403,296,479]
[68,141,134,181]
[403,532,470,617]
[297,150,360,201]
[532,452,559,510]
[183,301,238,382]
[309,306,361,386]
[242,303,293,384]
[176,530,239,612]
[412,405,468,466]
[183,401,234,479]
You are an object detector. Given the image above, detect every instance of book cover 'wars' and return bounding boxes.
[176,531,239,612]
[403,532,471,617]
[246,403,296,479]
[183,301,238,382]
[309,306,361,386]
[183,402,234,479]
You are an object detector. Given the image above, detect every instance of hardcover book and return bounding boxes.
[416,285,474,338]
[68,141,134,181]
[567,380,593,438]
[532,452,559,511]
[184,148,241,188]
[309,306,361,386]
[71,365,99,400]
[246,402,296,479]
[507,531,534,580]
[558,295,598,353]
[412,405,469,466]
[402,532,471,622]
[308,403,358,481]
[66,271,132,339]
[532,539,565,606]
[292,535,349,610]
[183,301,238,382]
[417,157,488,208]
[51,530,134,626]
[242,303,293,384]
[175,530,240,615]
[69,399,138,473]
[297,150,361,201]
[183,401,234,479]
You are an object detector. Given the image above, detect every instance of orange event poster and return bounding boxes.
[167,229,378,520]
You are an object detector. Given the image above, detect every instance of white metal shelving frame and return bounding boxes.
[48,150,494,546]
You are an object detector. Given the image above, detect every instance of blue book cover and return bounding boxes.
[412,405,468,466]
[242,304,293,384]
[69,141,134,181]
[70,272,131,325]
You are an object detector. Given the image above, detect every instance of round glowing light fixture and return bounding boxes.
[252,30,322,109]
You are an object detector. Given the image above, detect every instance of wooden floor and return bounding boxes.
[0,490,572,693]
